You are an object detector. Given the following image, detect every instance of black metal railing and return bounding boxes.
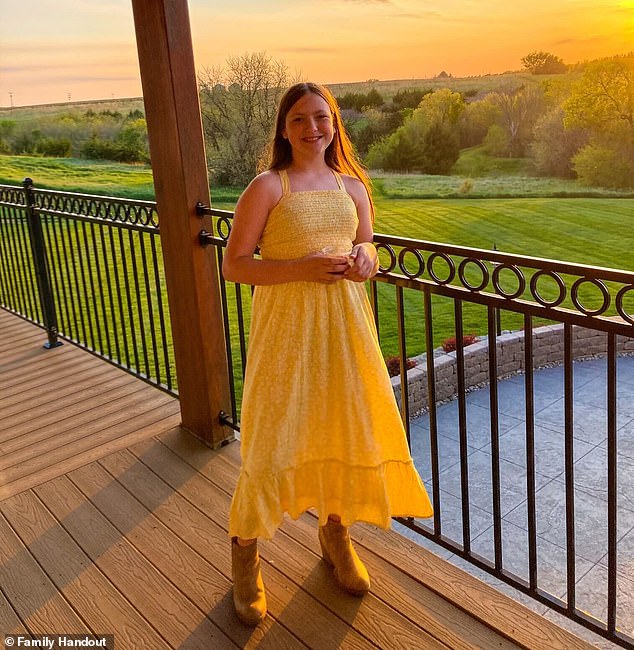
[0,180,176,394]
[2,182,634,647]
[200,205,634,649]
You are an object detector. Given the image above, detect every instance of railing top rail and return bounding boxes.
[0,184,27,206]
[0,182,159,228]
[31,186,158,210]
[373,232,634,284]
[0,182,158,209]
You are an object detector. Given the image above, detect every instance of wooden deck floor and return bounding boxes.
[0,309,596,649]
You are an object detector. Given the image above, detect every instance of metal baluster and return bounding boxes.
[488,305,502,571]
[524,314,538,592]
[607,332,617,634]
[396,285,411,444]
[424,288,441,536]
[22,179,61,348]
[563,323,576,613]
[455,299,471,554]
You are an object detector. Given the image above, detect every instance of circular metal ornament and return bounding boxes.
[397,247,425,279]
[492,263,526,300]
[217,215,233,241]
[570,277,610,316]
[529,270,566,308]
[375,242,397,274]
[616,284,634,324]
[427,252,455,285]
[458,258,489,292]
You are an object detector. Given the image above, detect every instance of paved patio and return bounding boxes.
[398,355,634,649]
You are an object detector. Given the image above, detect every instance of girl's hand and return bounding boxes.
[297,252,350,284]
[344,242,379,282]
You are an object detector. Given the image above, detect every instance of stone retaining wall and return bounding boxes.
[391,323,634,414]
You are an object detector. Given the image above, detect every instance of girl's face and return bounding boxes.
[282,92,335,159]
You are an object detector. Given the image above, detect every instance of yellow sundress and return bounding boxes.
[228,169,433,540]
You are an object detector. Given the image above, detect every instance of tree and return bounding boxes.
[391,88,430,111]
[366,88,463,173]
[521,51,567,75]
[485,84,545,157]
[530,108,588,177]
[573,144,634,189]
[199,52,298,186]
[564,54,634,189]
[564,54,634,144]
[458,99,500,148]
[0,120,16,154]
[347,108,403,157]
[337,89,384,112]
[36,137,72,157]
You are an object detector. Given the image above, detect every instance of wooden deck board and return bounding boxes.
[0,309,597,649]
[0,309,182,500]
[0,512,90,635]
[1,490,172,648]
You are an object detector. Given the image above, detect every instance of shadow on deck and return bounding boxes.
[0,309,595,648]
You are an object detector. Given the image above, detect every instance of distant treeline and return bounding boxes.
[337,53,633,189]
[0,108,149,163]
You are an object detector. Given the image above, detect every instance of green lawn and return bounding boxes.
[373,196,633,270]
[0,154,244,203]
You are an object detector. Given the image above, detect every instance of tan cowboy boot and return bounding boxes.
[318,519,370,596]
[231,538,267,626]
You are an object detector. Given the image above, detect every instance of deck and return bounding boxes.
[0,308,596,649]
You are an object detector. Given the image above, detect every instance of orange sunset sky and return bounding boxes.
[0,0,632,107]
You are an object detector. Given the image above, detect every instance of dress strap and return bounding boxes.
[332,170,345,191]
[278,169,291,196]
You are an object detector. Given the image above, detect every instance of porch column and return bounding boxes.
[131,0,232,447]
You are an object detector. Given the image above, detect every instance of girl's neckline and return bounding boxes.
[279,168,345,195]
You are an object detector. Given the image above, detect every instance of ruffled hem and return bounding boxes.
[228,458,433,540]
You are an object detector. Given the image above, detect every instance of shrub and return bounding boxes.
[483,124,511,157]
[36,137,72,157]
[442,334,479,353]
[385,356,416,377]
[459,178,474,194]
[573,144,634,189]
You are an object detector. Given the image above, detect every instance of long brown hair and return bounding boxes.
[260,82,374,218]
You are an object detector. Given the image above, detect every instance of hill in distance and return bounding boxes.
[0,70,558,118]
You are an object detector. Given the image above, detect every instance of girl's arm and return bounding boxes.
[222,172,350,286]
[342,177,379,282]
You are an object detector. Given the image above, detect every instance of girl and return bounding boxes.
[223,82,433,626]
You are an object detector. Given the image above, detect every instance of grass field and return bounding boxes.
[328,71,571,101]
[0,155,244,203]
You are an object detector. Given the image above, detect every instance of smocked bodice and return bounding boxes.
[258,169,359,260]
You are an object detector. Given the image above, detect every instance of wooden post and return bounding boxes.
[131,0,232,447]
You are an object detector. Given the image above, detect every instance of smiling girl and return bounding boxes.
[223,82,432,626]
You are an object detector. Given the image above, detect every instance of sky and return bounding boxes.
[0,0,632,107]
